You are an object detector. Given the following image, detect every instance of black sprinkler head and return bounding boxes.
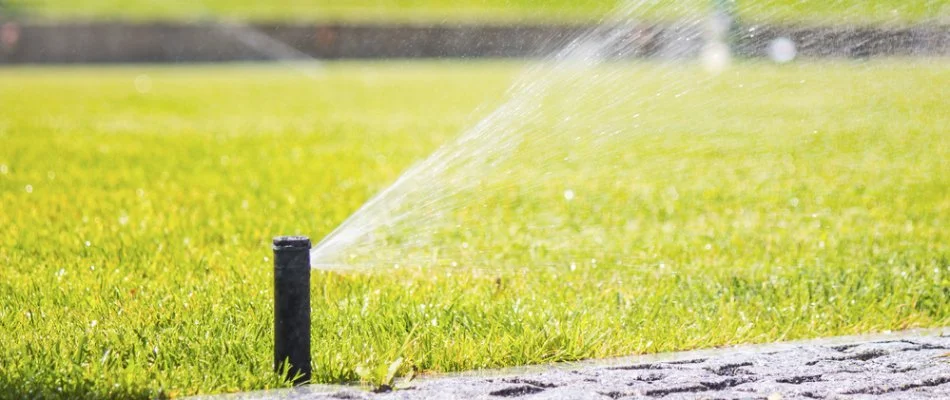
[273,235,312,384]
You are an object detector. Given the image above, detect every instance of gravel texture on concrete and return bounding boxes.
[203,328,950,400]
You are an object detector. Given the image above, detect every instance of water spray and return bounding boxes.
[273,236,312,384]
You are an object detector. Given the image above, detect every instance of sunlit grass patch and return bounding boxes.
[0,60,948,398]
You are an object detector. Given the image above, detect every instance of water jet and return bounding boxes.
[273,236,312,384]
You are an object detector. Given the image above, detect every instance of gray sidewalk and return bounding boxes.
[202,328,950,400]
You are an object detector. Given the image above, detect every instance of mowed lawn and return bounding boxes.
[0,61,949,399]
[7,0,947,23]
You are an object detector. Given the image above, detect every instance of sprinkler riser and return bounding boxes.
[273,236,312,384]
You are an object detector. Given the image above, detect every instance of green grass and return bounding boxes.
[0,60,949,398]
[5,0,949,24]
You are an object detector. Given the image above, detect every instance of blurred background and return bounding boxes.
[0,1,947,63]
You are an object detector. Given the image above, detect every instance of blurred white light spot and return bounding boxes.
[701,41,731,74]
[84,240,91,247]
[564,189,575,201]
[24,184,33,193]
[0,164,7,174]
[134,74,152,94]
[90,320,98,328]
[768,37,797,63]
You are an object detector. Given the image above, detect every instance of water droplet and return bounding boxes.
[768,37,797,63]
[564,189,575,201]
[134,74,152,94]
[666,186,679,200]
[701,41,731,74]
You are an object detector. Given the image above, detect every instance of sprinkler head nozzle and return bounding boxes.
[273,236,311,251]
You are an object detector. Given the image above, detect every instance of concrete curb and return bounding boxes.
[195,327,950,400]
